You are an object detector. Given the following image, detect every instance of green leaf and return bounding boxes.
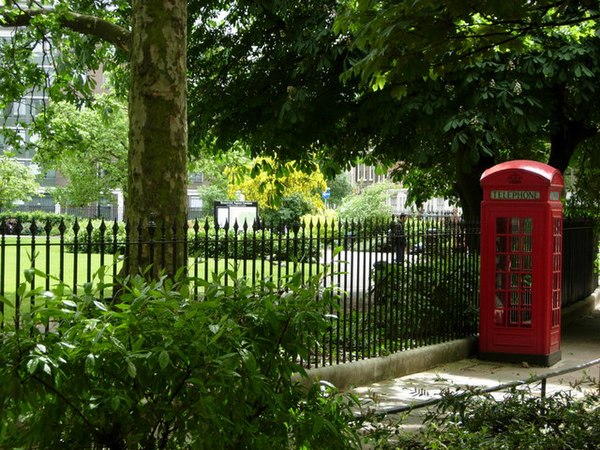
[24,268,35,283]
[127,360,137,378]
[158,350,170,370]
[35,344,47,354]
[27,358,39,375]
[85,353,96,372]
[93,300,108,311]
[16,282,27,298]
[62,299,77,308]
[83,282,93,294]
[0,295,14,308]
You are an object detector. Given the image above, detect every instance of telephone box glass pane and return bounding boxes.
[494,216,533,328]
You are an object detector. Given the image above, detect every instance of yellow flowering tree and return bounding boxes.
[230,158,327,225]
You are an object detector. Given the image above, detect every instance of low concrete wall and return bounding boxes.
[305,337,478,391]
[305,287,600,391]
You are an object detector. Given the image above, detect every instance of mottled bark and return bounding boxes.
[1,2,189,276]
[127,0,188,276]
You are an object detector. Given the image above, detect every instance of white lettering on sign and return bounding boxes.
[490,190,540,200]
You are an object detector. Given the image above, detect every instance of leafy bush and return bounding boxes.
[402,386,600,449]
[0,268,363,449]
[260,193,314,230]
[188,225,330,262]
[369,254,480,341]
[0,211,76,235]
[338,181,395,222]
[62,220,336,261]
[63,219,127,254]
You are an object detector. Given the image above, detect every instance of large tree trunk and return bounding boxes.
[454,147,495,253]
[547,85,596,173]
[454,146,495,224]
[547,121,596,173]
[127,0,188,277]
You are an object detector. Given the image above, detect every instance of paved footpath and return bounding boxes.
[352,291,600,430]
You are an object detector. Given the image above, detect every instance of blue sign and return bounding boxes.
[322,188,331,199]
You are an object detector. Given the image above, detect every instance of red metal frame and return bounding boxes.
[479,161,563,366]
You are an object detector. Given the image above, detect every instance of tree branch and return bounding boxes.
[0,8,131,54]
[30,372,103,441]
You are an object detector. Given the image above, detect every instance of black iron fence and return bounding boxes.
[0,214,596,368]
[562,218,599,306]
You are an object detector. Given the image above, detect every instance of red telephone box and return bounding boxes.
[479,160,563,366]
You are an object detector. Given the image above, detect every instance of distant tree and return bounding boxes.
[0,156,40,210]
[327,173,353,209]
[189,147,250,218]
[338,181,395,223]
[195,184,230,219]
[33,95,127,208]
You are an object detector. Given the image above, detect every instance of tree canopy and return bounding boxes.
[335,0,600,218]
[0,0,188,275]
[1,0,598,247]
[190,0,600,220]
[187,0,370,172]
[33,95,128,207]
[338,180,395,222]
[0,155,39,210]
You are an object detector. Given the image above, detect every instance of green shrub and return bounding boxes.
[410,386,600,449]
[361,385,600,449]
[63,219,126,254]
[0,211,76,236]
[188,226,328,262]
[62,221,332,261]
[369,254,480,341]
[260,193,314,229]
[0,268,363,449]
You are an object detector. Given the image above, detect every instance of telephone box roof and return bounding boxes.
[481,160,563,187]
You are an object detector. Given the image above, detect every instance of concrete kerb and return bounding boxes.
[304,286,600,392]
[304,337,478,391]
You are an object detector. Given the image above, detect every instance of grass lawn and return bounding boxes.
[0,237,322,324]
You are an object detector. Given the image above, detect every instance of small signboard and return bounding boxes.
[214,201,259,228]
[322,187,331,199]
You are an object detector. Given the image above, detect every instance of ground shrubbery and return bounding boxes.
[368,254,480,343]
[370,385,600,449]
[0,268,364,449]
[0,211,75,236]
